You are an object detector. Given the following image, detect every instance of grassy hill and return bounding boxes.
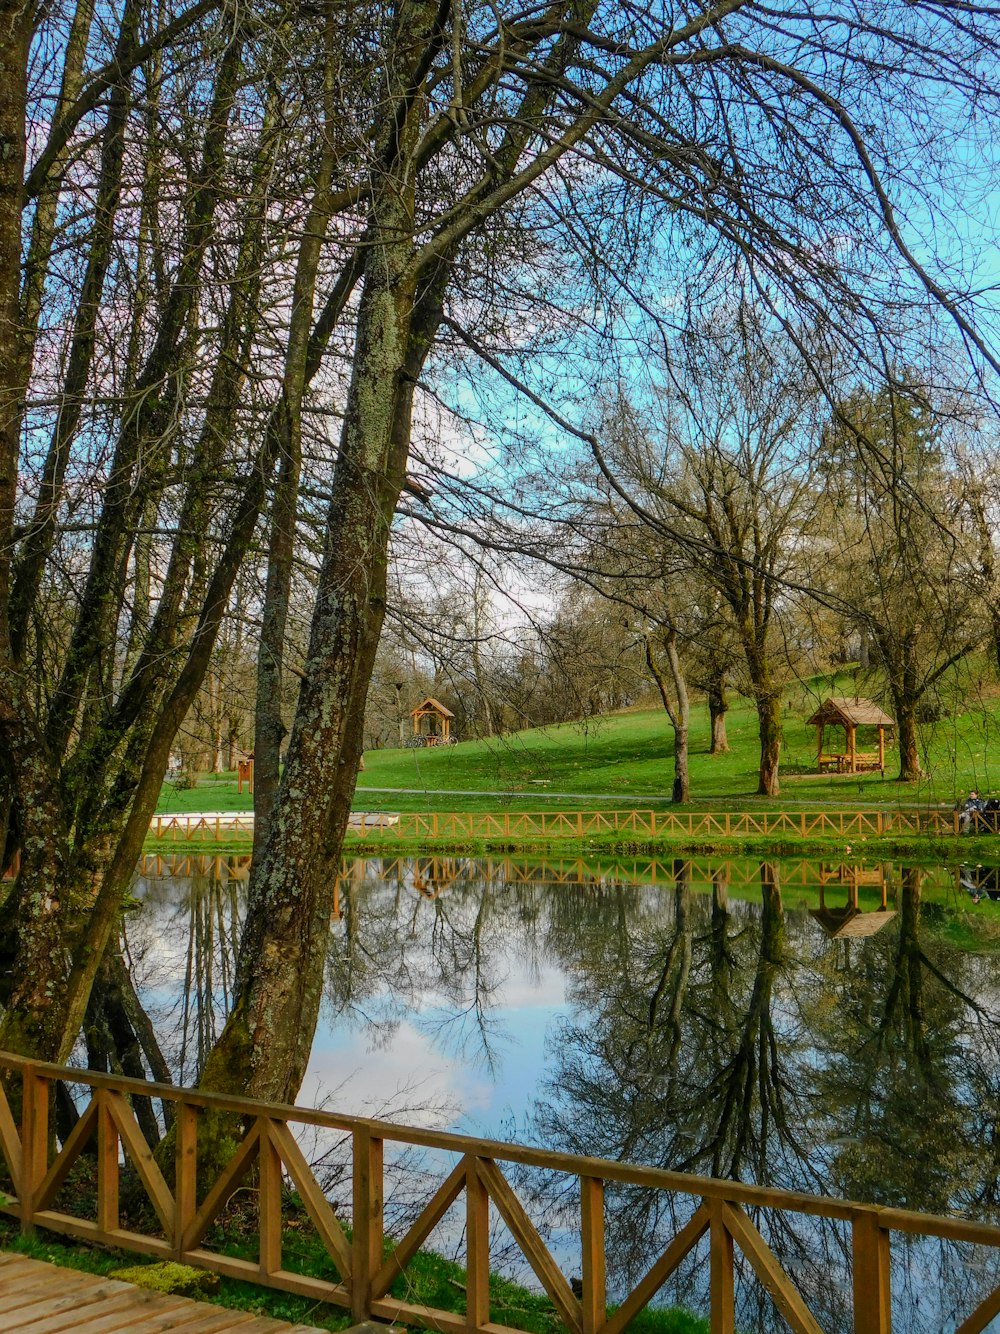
[157,665,1000,815]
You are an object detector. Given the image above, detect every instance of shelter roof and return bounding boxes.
[806,696,895,728]
[809,907,897,939]
[410,696,455,719]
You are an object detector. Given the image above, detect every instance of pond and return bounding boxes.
[129,853,1000,1332]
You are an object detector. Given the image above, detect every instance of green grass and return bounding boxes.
[154,661,1000,819]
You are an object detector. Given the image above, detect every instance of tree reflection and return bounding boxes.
[809,867,1000,1219]
[128,852,1000,1330]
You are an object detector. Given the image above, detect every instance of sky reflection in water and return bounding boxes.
[129,853,1000,1333]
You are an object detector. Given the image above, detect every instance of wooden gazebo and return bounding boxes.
[806,696,894,774]
[810,874,896,940]
[409,696,455,745]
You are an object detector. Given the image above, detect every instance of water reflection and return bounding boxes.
[130,853,1000,1331]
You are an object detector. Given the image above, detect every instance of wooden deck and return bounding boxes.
[0,1252,327,1333]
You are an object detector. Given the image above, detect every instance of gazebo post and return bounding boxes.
[878,726,885,772]
[816,722,824,768]
[847,722,856,773]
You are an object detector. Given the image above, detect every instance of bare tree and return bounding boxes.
[2,0,1000,1105]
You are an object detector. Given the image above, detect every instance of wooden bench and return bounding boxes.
[818,752,883,774]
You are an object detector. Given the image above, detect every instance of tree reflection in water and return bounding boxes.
[129,854,1000,1331]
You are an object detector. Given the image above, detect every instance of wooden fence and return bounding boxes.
[341,808,965,840]
[147,807,968,844]
[0,1053,996,1333]
[150,814,256,841]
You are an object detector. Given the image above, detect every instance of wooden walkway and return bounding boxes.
[0,1252,328,1333]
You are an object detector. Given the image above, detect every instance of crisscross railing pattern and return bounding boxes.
[338,807,961,840]
[0,1052,996,1333]
[146,806,970,846]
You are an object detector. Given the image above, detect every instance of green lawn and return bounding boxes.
[157,664,1000,816]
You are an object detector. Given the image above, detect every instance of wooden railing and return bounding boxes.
[147,807,967,844]
[150,814,256,841]
[340,808,964,840]
[0,1053,997,1333]
[137,852,899,892]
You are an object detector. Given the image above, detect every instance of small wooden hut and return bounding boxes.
[410,696,455,745]
[806,696,894,774]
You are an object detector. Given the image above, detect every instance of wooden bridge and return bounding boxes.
[0,1053,996,1334]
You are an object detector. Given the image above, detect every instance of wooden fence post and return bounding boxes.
[20,1065,48,1236]
[708,1198,735,1333]
[352,1123,384,1321]
[175,1102,198,1257]
[852,1209,891,1334]
[96,1089,119,1234]
[466,1157,491,1331]
[581,1175,606,1334]
[258,1119,283,1277]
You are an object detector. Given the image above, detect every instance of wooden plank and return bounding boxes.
[0,1255,71,1282]
[258,1120,283,1277]
[97,1089,120,1234]
[475,1158,581,1334]
[20,1067,50,1230]
[0,1280,151,1331]
[0,1270,111,1321]
[175,1103,198,1257]
[128,1307,266,1333]
[603,1203,710,1334]
[0,1080,22,1197]
[0,1280,194,1330]
[0,1260,330,1334]
[9,1288,191,1334]
[709,1198,734,1334]
[580,1175,606,1334]
[267,1118,352,1278]
[852,1209,891,1334]
[955,1284,1000,1334]
[32,1213,173,1257]
[107,1089,175,1235]
[371,1156,468,1299]
[183,1121,261,1252]
[181,1249,349,1308]
[32,1098,98,1213]
[350,1122,382,1318]
[722,1203,823,1334]
[466,1157,491,1329]
[371,1296,521,1334]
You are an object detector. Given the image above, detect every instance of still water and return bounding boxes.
[129,854,1000,1332]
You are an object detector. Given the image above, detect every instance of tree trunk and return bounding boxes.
[644,629,690,804]
[756,692,782,796]
[886,633,921,782]
[202,229,450,1103]
[253,125,338,852]
[0,1,30,648]
[896,697,920,782]
[708,679,729,753]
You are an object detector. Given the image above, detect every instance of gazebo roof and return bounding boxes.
[410,696,455,719]
[806,696,895,728]
[810,906,897,939]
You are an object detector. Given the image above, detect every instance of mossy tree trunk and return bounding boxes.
[202,242,445,1104]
